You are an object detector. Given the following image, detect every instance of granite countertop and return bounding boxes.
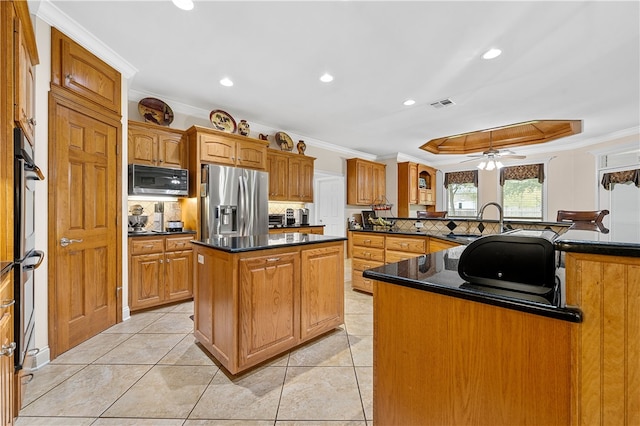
[351,228,483,245]
[192,233,346,253]
[128,230,197,238]
[555,239,640,257]
[363,247,583,323]
[269,224,325,229]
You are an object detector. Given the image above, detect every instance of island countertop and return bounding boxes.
[192,233,347,253]
[363,247,583,323]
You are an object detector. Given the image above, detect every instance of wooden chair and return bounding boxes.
[417,211,447,218]
[556,209,610,233]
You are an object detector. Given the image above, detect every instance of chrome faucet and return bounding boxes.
[477,202,504,233]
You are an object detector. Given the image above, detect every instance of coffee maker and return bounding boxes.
[298,208,309,225]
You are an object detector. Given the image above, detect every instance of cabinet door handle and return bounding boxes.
[0,342,16,356]
[0,300,15,308]
[266,257,281,262]
[142,245,155,248]
[401,243,409,248]
[363,239,371,243]
[159,259,163,264]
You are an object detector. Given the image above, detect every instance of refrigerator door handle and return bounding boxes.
[238,175,247,235]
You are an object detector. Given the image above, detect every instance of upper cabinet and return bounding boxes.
[51,28,122,115]
[13,8,38,145]
[347,158,386,205]
[397,162,437,217]
[128,121,187,169]
[266,149,315,202]
[187,126,268,170]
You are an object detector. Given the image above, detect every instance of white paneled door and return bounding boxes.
[314,174,345,237]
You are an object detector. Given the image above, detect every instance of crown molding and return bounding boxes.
[34,0,138,79]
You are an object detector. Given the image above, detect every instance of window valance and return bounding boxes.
[499,164,544,186]
[601,169,640,190]
[444,170,478,189]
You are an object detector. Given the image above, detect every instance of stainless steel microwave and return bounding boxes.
[128,164,189,196]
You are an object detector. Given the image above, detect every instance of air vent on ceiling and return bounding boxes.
[430,98,455,109]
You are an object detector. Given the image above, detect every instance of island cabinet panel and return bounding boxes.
[565,253,640,426]
[374,280,573,426]
[238,252,300,370]
[300,244,344,340]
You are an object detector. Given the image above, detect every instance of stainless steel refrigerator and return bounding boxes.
[201,164,269,237]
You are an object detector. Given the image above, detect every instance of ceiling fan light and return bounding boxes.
[486,160,496,171]
[172,0,194,11]
[477,161,487,170]
[495,160,504,169]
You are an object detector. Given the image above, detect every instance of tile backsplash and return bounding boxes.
[127,200,182,231]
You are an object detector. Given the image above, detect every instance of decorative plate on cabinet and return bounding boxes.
[138,97,174,126]
[209,110,237,133]
[275,132,294,151]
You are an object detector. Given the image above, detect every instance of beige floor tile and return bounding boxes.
[344,291,373,315]
[102,365,217,419]
[159,334,219,366]
[288,330,353,367]
[50,333,132,364]
[140,312,195,334]
[355,367,373,421]
[93,419,185,425]
[19,364,151,417]
[102,312,167,334]
[189,366,286,420]
[185,421,273,426]
[278,367,365,421]
[21,364,85,407]
[94,333,184,364]
[170,300,195,313]
[344,314,373,336]
[15,417,95,425]
[348,335,373,367]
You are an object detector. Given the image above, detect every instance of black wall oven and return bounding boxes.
[13,127,44,370]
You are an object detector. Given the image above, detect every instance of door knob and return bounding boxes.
[60,237,83,247]
[0,342,16,356]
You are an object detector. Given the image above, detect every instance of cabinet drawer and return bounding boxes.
[429,237,460,253]
[352,258,384,272]
[385,250,421,264]
[352,233,385,248]
[385,236,427,254]
[130,238,164,255]
[352,271,374,294]
[352,246,385,262]
[165,236,193,251]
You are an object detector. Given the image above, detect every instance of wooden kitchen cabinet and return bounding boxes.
[238,252,300,369]
[266,150,289,200]
[300,244,344,340]
[193,240,344,374]
[189,126,268,170]
[0,270,14,425]
[385,235,427,263]
[428,237,460,253]
[51,28,121,114]
[351,233,385,293]
[14,12,38,145]
[398,162,437,217]
[128,235,193,311]
[268,226,324,235]
[128,121,187,169]
[266,149,315,202]
[347,158,386,205]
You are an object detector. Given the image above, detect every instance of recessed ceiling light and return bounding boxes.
[320,73,334,83]
[403,99,416,106]
[482,48,502,60]
[172,0,194,11]
[220,78,233,87]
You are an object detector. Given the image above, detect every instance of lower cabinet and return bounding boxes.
[193,241,344,374]
[428,237,460,253]
[238,252,300,368]
[129,235,194,311]
[1,271,14,425]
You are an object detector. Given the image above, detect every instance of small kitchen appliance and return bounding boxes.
[298,208,309,225]
[166,221,184,232]
[152,202,164,232]
[128,164,189,197]
[285,208,295,226]
[128,215,149,232]
[269,214,285,228]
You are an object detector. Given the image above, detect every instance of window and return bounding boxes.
[500,164,545,220]
[444,170,478,217]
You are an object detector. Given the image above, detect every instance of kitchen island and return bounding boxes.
[191,233,346,374]
[364,238,640,425]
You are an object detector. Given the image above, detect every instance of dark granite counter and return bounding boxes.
[363,248,582,323]
[555,239,640,258]
[128,230,197,238]
[192,233,346,253]
[268,224,325,230]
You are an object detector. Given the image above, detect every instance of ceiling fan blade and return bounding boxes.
[499,154,527,159]
[459,157,484,163]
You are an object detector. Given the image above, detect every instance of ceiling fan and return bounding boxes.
[460,134,526,170]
